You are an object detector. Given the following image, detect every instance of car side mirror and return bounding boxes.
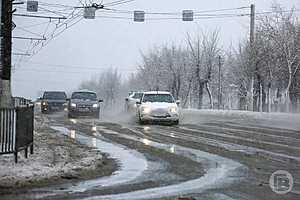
[176,100,181,105]
[125,98,129,101]
[98,99,103,103]
[136,101,141,105]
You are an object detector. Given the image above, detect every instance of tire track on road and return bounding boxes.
[185,123,300,147]
[126,125,300,163]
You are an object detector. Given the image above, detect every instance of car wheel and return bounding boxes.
[68,113,73,118]
[173,120,179,125]
[138,114,145,125]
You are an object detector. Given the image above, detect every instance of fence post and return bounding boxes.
[24,147,28,158]
[30,144,33,154]
[14,151,18,163]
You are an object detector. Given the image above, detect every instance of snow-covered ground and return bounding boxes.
[0,115,109,190]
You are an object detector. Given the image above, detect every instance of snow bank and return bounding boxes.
[0,117,105,190]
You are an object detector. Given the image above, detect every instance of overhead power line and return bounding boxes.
[12,0,300,65]
[38,1,75,9]
[15,68,137,74]
[12,2,83,65]
[104,0,136,7]
[18,21,54,29]
[13,36,46,41]
[16,26,44,37]
[102,6,250,15]
[94,13,250,20]
[13,52,31,56]
[97,6,300,20]
[255,9,300,15]
[13,13,67,20]
[16,61,137,71]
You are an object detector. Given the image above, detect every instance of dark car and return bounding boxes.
[41,91,67,113]
[68,90,103,118]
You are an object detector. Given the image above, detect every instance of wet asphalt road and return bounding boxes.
[2,111,300,200]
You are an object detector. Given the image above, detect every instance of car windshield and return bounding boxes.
[132,92,143,99]
[43,92,66,100]
[142,94,174,103]
[71,92,97,100]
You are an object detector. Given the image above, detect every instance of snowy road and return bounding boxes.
[1,110,300,200]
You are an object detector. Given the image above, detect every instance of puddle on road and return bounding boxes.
[3,123,245,200]
[69,119,77,124]
[48,126,148,193]
[86,126,245,200]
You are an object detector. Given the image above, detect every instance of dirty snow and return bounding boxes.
[0,117,104,189]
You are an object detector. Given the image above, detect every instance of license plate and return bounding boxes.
[79,108,89,112]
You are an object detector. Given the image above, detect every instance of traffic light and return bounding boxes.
[134,11,145,22]
[182,10,194,21]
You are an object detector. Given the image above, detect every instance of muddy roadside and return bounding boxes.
[0,113,117,194]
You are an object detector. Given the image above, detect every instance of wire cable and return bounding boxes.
[38,1,75,9]
[19,61,137,71]
[16,26,45,37]
[104,0,135,7]
[101,6,250,16]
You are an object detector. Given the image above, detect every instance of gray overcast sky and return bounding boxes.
[11,0,300,99]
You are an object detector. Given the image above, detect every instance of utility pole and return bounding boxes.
[250,4,255,46]
[0,0,3,103]
[0,0,13,108]
[218,55,222,110]
[249,4,255,111]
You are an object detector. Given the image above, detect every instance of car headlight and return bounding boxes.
[141,106,151,114]
[169,106,178,113]
[71,103,76,107]
[42,101,47,106]
[92,103,99,108]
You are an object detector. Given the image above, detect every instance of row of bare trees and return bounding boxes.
[128,31,221,109]
[80,5,299,113]
[230,6,300,112]
[79,68,123,110]
[128,6,300,112]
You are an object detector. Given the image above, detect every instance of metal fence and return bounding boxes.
[0,105,34,163]
[0,108,16,155]
[13,97,33,107]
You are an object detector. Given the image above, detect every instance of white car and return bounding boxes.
[136,91,180,125]
[125,91,144,112]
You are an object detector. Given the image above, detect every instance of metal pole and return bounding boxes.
[218,55,222,110]
[0,0,3,95]
[249,4,255,111]
[250,4,255,46]
[0,0,13,108]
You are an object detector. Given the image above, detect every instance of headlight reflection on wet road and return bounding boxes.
[70,130,76,139]
[142,138,152,146]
